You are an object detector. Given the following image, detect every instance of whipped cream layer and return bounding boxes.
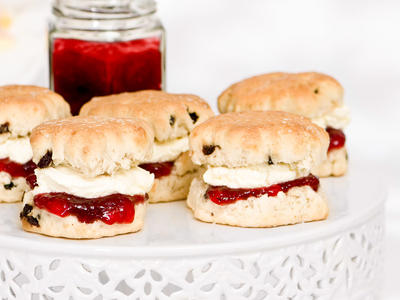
[313,105,350,130]
[0,136,33,164]
[203,164,309,189]
[144,136,189,163]
[33,166,154,198]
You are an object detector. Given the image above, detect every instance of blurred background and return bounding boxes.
[0,0,399,297]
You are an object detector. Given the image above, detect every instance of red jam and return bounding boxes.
[52,37,163,115]
[34,193,147,225]
[139,162,174,179]
[326,127,346,152]
[206,174,319,205]
[0,158,37,188]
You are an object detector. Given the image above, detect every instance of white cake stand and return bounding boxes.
[0,162,385,300]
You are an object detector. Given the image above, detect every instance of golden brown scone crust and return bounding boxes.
[80,90,214,142]
[0,85,71,136]
[187,178,329,228]
[190,111,329,168]
[218,72,343,118]
[30,116,154,176]
[313,147,348,177]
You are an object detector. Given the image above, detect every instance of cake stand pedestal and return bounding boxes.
[0,163,385,300]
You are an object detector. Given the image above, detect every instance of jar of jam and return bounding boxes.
[49,0,165,115]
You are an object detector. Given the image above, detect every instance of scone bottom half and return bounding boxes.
[187,170,329,228]
[20,116,155,239]
[187,111,330,228]
[187,177,329,228]
[20,155,152,238]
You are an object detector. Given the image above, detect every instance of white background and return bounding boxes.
[0,0,399,298]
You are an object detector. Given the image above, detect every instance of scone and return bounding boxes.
[0,85,71,203]
[218,72,350,177]
[187,111,329,228]
[20,116,155,239]
[80,90,214,203]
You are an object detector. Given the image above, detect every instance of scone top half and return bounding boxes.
[191,111,329,171]
[20,116,155,238]
[80,90,215,203]
[0,85,71,203]
[30,116,154,176]
[187,111,330,227]
[218,72,349,130]
[0,85,71,139]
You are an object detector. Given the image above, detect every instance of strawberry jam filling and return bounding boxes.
[139,161,174,179]
[326,127,346,152]
[0,158,37,188]
[206,174,319,205]
[34,193,147,225]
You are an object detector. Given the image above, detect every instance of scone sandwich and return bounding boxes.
[218,72,350,177]
[0,85,70,203]
[187,111,329,227]
[20,116,155,238]
[80,90,214,203]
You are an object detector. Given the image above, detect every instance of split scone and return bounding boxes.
[80,90,214,203]
[0,85,71,203]
[218,72,350,177]
[20,116,155,239]
[187,111,329,228]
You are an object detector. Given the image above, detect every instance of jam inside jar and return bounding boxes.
[49,0,165,115]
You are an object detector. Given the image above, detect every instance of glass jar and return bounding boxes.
[49,0,165,115]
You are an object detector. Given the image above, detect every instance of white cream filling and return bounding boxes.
[144,136,189,163]
[312,105,350,130]
[0,136,32,164]
[203,164,309,189]
[32,166,154,198]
